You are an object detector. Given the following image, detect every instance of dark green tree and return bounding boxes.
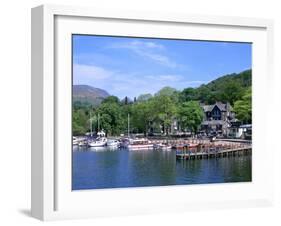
[233,88,252,124]
[179,87,198,102]
[137,93,153,102]
[97,102,125,136]
[178,101,204,133]
[131,100,154,135]
[102,95,120,104]
[152,94,177,135]
[72,109,88,135]
[219,80,244,105]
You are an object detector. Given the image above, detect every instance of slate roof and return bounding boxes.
[202,102,231,112]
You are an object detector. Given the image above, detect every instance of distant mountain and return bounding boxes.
[73,85,110,107]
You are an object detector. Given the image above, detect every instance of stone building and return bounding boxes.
[200,102,235,137]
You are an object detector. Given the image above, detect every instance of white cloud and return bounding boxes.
[73,63,205,99]
[73,64,112,81]
[125,40,165,50]
[108,40,181,68]
[141,52,179,68]
[145,41,164,49]
[145,74,184,82]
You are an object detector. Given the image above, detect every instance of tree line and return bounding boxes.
[73,69,252,136]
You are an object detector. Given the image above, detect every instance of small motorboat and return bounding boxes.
[107,139,120,147]
[88,137,107,147]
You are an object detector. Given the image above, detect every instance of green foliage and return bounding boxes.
[219,80,244,105]
[102,95,120,104]
[178,101,204,133]
[131,100,153,135]
[73,101,93,110]
[97,101,125,136]
[137,93,153,102]
[196,85,215,104]
[233,88,252,124]
[155,86,178,97]
[72,109,89,135]
[179,69,251,105]
[156,86,179,103]
[179,87,197,102]
[152,93,177,135]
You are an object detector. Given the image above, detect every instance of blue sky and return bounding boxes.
[73,35,252,99]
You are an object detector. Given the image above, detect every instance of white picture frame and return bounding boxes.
[31,4,274,221]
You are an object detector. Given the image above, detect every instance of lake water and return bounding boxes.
[72,146,252,190]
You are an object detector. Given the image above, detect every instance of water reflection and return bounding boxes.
[72,147,251,190]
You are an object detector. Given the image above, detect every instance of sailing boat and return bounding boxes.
[125,113,153,151]
[88,113,107,147]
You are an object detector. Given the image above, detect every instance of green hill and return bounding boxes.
[206,69,251,91]
[180,69,251,105]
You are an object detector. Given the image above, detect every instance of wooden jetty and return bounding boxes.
[176,143,252,160]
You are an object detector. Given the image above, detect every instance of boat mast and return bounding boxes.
[98,113,100,131]
[128,113,130,138]
[90,111,93,137]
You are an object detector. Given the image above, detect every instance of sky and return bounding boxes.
[73,35,252,100]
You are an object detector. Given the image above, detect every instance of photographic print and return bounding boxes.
[72,35,252,190]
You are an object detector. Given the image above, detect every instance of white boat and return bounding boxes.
[107,139,120,147]
[73,136,88,146]
[154,143,172,151]
[88,137,107,147]
[122,114,153,150]
[127,138,154,151]
[73,137,78,145]
[78,140,88,146]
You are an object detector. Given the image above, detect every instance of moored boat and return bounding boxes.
[154,143,172,151]
[88,137,107,147]
[78,140,88,147]
[73,137,78,146]
[127,138,154,151]
[73,142,78,146]
[107,139,120,147]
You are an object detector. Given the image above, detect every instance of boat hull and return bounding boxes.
[88,143,106,147]
[107,144,119,147]
[158,146,172,151]
[107,140,120,147]
[127,144,154,151]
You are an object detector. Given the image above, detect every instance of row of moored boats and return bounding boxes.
[73,136,172,151]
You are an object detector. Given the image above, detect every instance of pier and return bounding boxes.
[175,141,252,160]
